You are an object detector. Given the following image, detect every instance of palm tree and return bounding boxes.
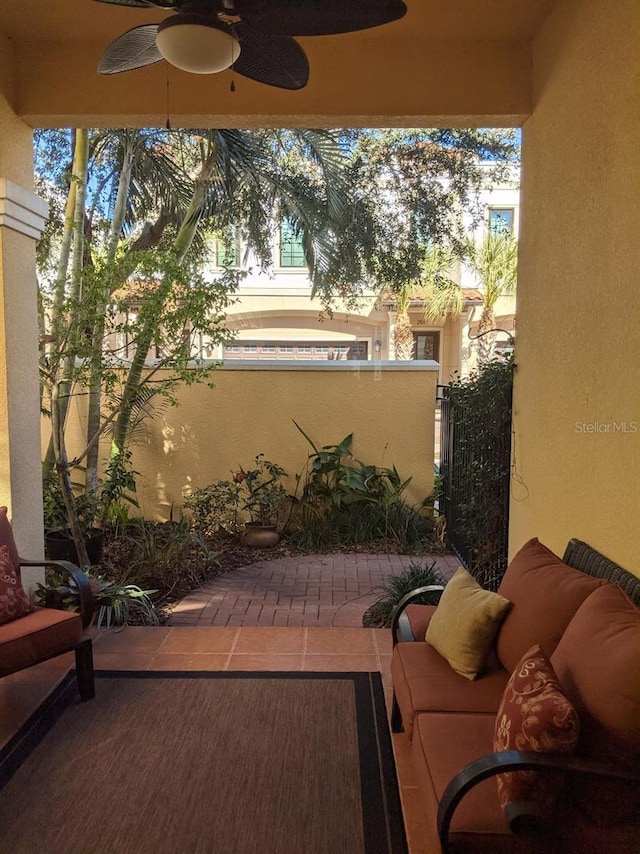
[463,231,518,364]
[389,245,463,360]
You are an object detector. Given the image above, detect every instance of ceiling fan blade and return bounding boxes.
[92,0,177,8]
[98,25,163,74]
[235,0,407,37]
[232,25,309,90]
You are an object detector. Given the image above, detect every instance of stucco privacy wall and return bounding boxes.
[512,0,640,571]
[111,362,438,521]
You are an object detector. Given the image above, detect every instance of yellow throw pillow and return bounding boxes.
[425,567,511,680]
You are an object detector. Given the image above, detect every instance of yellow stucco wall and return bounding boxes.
[105,364,438,521]
[511,0,640,572]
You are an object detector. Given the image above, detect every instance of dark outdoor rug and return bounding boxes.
[0,671,407,854]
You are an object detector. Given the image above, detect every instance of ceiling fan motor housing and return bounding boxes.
[156,13,241,74]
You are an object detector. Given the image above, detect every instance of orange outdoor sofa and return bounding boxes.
[390,537,640,853]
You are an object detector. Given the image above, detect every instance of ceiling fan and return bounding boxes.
[94,0,408,90]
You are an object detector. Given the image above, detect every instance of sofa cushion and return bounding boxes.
[412,711,640,854]
[0,506,21,573]
[551,582,640,826]
[0,607,82,675]
[392,640,508,738]
[426,567,511,680]
[494,645,580,825]
[0,545,33,624]
[496,538,604,673]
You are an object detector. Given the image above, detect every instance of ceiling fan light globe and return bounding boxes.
[156,20,240,74]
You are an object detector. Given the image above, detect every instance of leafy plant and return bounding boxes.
[362,561,446,628]
[290,422,434,550]
[101,517,219,600]
[234,455,290,526]
[43,476,99,537]
[443,358,513,590]
[184,481,242,537]
[35,568,159,627]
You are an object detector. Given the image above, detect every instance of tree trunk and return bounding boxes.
[393,310,415,360]
[43,129,90,480]
[85,139,136,497]
[50,381,90,568]
[475,305,497,366]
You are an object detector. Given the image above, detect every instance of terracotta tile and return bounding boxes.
[148,654,229,671]
[305,628,376,655]
[378,654,392,679]
[162,627,238,654]
[399,786,433,854]
[303,654,379,672]
[93,652,154,670]
[392,733,417,788]
[93,626,171,654]
[232,627,305,654]
[226,654,303,671]
[372,628,394,655]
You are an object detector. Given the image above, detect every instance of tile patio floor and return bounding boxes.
[1,552,460,854]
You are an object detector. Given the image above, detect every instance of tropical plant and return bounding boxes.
[389,245,463,359]
[101,517,219,600]
[362,561,447,628]
[291,422,435,550]
[234,455,290,526]
[293,421,412,512]
[184,481,243,537]
[463,230,518,364]
[35,567,159,627]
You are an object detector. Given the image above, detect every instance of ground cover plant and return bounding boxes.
[362,560,447,628]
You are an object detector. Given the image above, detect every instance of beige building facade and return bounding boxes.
[208,175,519,386]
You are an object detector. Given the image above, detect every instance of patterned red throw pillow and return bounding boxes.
[494,644,580,823]
[0,544,33,625]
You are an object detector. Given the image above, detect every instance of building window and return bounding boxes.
[279,219,306,267]
[413,332,440,362]
[488,208,515,235]
[222,340,369,361]
[214,231,239,267]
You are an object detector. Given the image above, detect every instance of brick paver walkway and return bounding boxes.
[167,552,460,628]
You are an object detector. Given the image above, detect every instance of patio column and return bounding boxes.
[0,95,48,581]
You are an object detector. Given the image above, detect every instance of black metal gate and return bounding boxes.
[437,367,513,591]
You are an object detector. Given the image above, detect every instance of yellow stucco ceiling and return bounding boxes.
[1,1,557,128]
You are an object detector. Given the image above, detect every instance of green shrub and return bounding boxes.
[289,422,435,551]
[362,561,446,628]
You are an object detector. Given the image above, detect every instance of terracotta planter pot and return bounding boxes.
[241,523,280,548]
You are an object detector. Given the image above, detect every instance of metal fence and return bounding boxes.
[437,375,513,591]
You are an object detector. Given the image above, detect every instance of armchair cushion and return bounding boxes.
[426,567,511,680]
[0,607,82,675]
[496,538,604,673]
[494,645,580,823]
[0,545,33,625]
